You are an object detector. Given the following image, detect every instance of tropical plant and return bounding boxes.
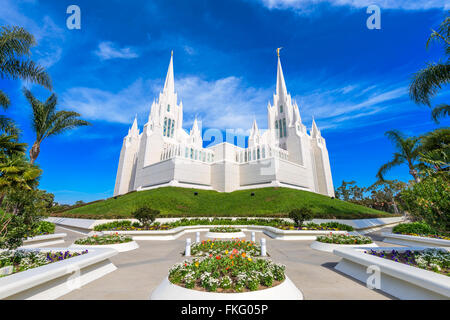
[398,174,450,234]
[23,88,90,164]
[409,13,450,123]
[0,153,41,206]
[377,130,422,183]
[0,25,52,110]
[418,127,450,176]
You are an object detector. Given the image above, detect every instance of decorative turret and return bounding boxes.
[311,118,321,139]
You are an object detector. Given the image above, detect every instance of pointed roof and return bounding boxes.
[191,117,200,135]
[129,115,139,136]
[250,118,260,137]
[163,51,175,94]
[276,53,288,99]
[311,118,320,138]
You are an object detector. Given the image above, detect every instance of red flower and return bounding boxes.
[216,255,221,260]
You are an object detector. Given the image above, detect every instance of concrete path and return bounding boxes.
[53,226,397,300]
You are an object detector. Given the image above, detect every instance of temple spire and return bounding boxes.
[276,50,288,99]
[311,117,320,138]
[129,115,139,136]
[163,51,175,94]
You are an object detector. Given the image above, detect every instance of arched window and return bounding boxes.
[163,117,167,136]
[167,104,170,112]
[244,151,247,162]
[171,120,175,137]
[279,105,283,113]
[257,148,260,160]
[279,119,283,138]
[167,119,171,137]
[275,121,279,138]
[283,118,287,137]
[190,148,193,159]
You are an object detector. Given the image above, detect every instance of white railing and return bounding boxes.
[235,144,288,163]
[160,143,215,163]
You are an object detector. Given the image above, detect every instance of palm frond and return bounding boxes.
[1,59,52,90]
[0,89,10,109]
[376,153,404,181]
[431,103,450,123]
[0,26,35,59]
[409,62,450,106]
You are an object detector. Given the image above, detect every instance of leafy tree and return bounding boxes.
[132,207,160,227]
[0,153,41,206]
[23,88,91,164]
[418,127,450,176]
[409,13,450,123]
[0,25,52,109]
[377,130,422,183]
[399,174,449,234]
[288,207,313,227]
[367,180,407,214]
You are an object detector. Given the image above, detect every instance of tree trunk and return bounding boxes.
[0,193,4,207]
[29,141,40,164]
[409,168,420,183]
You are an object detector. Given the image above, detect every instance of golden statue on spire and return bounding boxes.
[276,47,283,57]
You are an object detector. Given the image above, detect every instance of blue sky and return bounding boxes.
[1,0,449,204]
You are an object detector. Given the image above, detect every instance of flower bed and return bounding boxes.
[316,233,373,245]
[74,234,132,245]
[93,218,353,232]
[169,254,285,293]
[209,227,241,233]
[190,240,260,257]
[392,222,450,241]
[366,248,450,277]
[0,249,88,277]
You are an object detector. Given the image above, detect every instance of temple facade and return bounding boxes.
[114,52,335,197]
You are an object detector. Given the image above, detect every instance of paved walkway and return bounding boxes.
[54,226,397,300]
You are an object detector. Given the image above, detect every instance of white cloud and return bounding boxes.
[94,41,139,60]
[259,0,449,11]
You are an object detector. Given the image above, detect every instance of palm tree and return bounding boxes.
[0,26,52,109]
[23,88,91,164]
[418,127,450,175]
[409,13,449,123]
[376,130,422,183]
[0,153,41,206]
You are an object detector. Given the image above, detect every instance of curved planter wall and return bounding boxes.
[150,276,303,300]
[0,247,118,300]
[205,231,246,239]
[333,246,450,300]
[310,241,378,253]
[381,233,450,248]
[70,240,139,253]
[20,233,67,248]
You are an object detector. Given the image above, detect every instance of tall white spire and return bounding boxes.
[276,49,288,99]
[250,118,259,137]
[311,117,320,138]
[163,51,175,94]
[129,115,139,137]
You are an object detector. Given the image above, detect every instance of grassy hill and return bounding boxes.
[56,187,394,219]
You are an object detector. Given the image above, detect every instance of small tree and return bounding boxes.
[288,207,313,227]
[132,206,160,227]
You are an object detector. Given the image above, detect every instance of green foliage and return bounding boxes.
[288,207,313,227]
[0,188,47,249]
[61,187,390,219]
[319,222,354,231]
[418,127,450,176]
[392,222,436,236]
[132,207,160,227]
[22,88,91,164]
[32,220,55,235]
[409,13,450,123]
[399,174,450,233]
[93,220,133,231]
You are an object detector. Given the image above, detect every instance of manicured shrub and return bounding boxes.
[93,220,132,231]
[399,174,450,233]
[288,207,313,227]
[132,207,160,227]
[32,221,55,235]
[393,222,435,236]
[320,222,354,231]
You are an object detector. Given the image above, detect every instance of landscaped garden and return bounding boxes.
[365,248,450,277]
[316,234,373,245]
[93,218,355,232]
[209,227,242,233]
[392,222,450,241]
[190,240,261,257]
[168,255,286,292]
[74,234,132,245]
[53,187,393,218]
[0,249,88,277]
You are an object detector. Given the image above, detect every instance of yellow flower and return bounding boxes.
[225,250,229,254]
[248,258,252,262]
[195,262,199,267]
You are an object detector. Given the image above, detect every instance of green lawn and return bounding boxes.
[57,187,394,219]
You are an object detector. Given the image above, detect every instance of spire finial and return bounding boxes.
[171,50,173,57]
[277,47,283,57]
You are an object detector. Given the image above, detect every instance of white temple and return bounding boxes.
[114,51,335,197]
